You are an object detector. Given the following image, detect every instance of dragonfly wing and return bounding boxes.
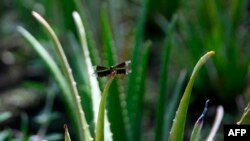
[95,69,112,77]
[92,65,109,77]
[115,68,131,75]
[93,65,109,71]
[114,60,131,69]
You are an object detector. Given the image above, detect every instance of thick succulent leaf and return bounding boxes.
[169,51,215,141]
[95,74,116,141]
[64,124,72,141]
[73,11,112,141]
[100,5,127,141]
[126,0,149,140]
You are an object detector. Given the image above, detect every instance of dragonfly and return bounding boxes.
[93,60,131,77]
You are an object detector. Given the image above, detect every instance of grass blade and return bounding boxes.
[100,5,127,141]
[190,100,209,141]
[168,51,215,141]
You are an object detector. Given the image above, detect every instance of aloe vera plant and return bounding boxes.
[18,11,93,141]
[0,0,250,141]
[95,72,116,141]
[169,51,215,141]
[64,124,71,141]
[17,8,220,141]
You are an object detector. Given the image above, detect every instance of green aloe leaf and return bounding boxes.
[169,51,215,141]
[101,4,116,65]
[67,33,94,130]
[133,40,151,140]
[72,11,112,141]
[19,11,92,141]
[73,0,100,65]
[126,0,149,140]
[17,26,71,102]
[32,11,92,141]
[18,26,79,140]
[100,5,127,141]
[155,14,177,141]
[64,124,72,141]
[95,74,116,141]
[229,0,245,29]
[162,70,187,141]
[17,27,75,122]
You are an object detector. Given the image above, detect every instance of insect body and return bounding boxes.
[93,60,131,77]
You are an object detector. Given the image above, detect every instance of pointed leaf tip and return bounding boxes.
[64,124,68,130]
[169,51,215,141]
[32,11,40,18]
[64,124,71,141]
[208,51,215,55]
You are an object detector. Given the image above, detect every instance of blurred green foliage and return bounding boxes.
[178,0,250,101]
